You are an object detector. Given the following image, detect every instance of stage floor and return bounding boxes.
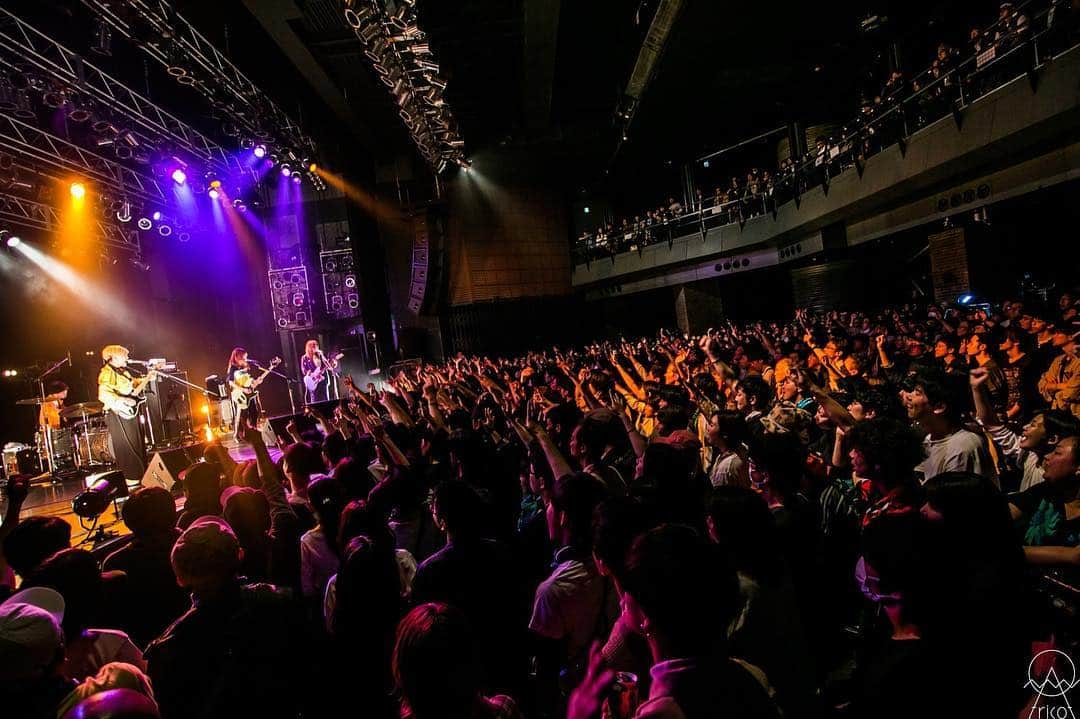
[0,441,281,545]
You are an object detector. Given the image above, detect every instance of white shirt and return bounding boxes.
[300,527,339,598]
[918,428,998,487]
[709,452,750,489]
[985,424,1043,491]
[529,550,617,662]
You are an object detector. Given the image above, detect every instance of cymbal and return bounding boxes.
[15,397,48,405]
[60,401,104,419]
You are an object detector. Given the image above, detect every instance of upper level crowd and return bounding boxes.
[574,0,1080,264]
[2,288,1079,718]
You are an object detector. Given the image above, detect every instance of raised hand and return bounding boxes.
[969,366,990,388]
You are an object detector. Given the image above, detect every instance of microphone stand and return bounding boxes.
[318,351,342,402]
[252,363,298,416]
[36,354,71,479]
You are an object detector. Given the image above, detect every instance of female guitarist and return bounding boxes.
[227,348,281,437]
[98,344,154,483]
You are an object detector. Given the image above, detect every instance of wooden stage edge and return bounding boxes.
[0,441,276,546]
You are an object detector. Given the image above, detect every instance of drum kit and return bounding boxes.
[7,398,114,477]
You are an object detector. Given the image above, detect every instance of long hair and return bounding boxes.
[305,339,318,356]
[228,347,247,368]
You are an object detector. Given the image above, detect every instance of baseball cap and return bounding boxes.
[170,516,240,584]
[0,586,66,679]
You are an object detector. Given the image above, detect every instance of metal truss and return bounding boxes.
[0,9,245,177]
[78,0,312,152]
[0,192,142,254]
[0,115,169,204]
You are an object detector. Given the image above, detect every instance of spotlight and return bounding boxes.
[152,211,162,221]
[208,188,219,200]
[307,161,317,173]
[240,137,254,150]
[238,204,247,213]
[157,224,172,237]
[958,293,975,305]
[116,201,131,223]
[6,235,21,248]
[232,199,242,209]
[253,144,267,158]
[292,174,302,185]
[170,169,186,184]
[72,470,128,518]
[178,232,190,242]
[70,182,86,199]
[209,179,222,189]
[281,165,292,177]
[137,217,152,230]
[67,96,92,124]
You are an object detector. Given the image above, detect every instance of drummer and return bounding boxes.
[38,381,69,430]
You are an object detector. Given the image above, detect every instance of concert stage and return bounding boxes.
[0,441,282,548]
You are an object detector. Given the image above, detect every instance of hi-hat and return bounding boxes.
[15,397,49,405]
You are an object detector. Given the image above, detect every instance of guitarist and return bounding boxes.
[97,344,149,483]
[301,339,339,404]
[227,348,281,436]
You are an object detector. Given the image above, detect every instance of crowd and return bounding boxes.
[2,288,1079,719]
[574,0,1079,265]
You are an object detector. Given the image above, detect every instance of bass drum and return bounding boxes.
[75,420,114,468]
[35,428,76,470]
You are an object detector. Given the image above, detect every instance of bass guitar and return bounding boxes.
[231,357,282,409]
[303,352,344,393]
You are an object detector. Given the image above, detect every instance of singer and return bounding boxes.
[300,339,337,404]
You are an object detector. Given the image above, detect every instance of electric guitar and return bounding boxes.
[303,352,344,393]
[231,357,282,409]
[112,366,161,420]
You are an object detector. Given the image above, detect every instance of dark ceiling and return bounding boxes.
[8,0,999,206]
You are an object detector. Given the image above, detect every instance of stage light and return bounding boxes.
[281,164,292,177]
[116,201,131,223]
[292,174,302,185]
[6,235,21,248]
[253,144,267,158]
[69,182,86,199]
[958,293,974,305]
[178,232,191,242]
[130,257,150,272]
[171,169,186,184]
[90,17,112,56]
[157,224,172,237]
[152,211,162,221]
[72,470,127,519]
[208,188,220,200]
[308,162,318,173]
[584,207,590,214]
[209,179,222,189]
[703,160,710,168]
[238,204,247,213]
[137,217,152,230]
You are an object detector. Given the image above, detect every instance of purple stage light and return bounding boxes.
[292,174,302,185]
[208,188,220,200]
[254,144,267,158]
[171,168,186,184]
[281,166,292,177]
[152,211,162,221]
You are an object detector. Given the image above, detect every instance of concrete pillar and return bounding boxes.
[928,227,970,302]
[675,284,725,336]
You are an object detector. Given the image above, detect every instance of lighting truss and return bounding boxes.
[343,0,466,171]
[76,0,314,157]
[0,115,169,203]
[0,9,246,178]
[0,191,141,254]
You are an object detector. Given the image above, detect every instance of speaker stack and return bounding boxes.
[320,249,360,320]
[268,266,314,330]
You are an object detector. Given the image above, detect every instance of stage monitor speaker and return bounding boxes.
[141,447,197,492]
